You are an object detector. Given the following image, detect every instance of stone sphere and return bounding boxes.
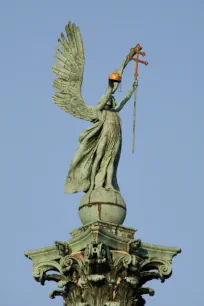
[79,187,126,225]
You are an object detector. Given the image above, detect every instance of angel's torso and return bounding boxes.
[100,110,122,145]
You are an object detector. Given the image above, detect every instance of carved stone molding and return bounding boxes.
[25,222,181,306]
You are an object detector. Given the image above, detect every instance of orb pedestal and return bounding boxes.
[79,187,126,225]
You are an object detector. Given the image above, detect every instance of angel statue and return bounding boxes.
[52,22,138,195]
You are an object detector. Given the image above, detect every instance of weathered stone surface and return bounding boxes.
[24,21,181,306]
[79,187,126,225]
[25,222,181,306]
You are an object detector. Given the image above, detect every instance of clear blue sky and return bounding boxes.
[1,0,203,305]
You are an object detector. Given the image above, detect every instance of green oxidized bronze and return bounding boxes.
[25,221,181,306]
[24,21,181,306]
[52,22,137,196]
[52,22,144,225]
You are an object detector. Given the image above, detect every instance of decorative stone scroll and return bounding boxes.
[25,222,180,306]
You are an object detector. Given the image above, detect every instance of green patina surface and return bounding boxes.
[79,187,127,225]
[25,221,181,306]
[52,22,137,203]
[24,21,181,306]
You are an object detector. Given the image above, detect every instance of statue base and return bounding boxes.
[79,187,126,225]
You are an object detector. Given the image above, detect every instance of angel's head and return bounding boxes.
[104,95,116,110]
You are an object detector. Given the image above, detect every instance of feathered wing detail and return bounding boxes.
[52,22,97,122]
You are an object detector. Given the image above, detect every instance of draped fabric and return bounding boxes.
[65,110,122,193]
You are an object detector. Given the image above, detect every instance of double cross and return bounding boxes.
[127,44,148,154]
[127,44,148,80]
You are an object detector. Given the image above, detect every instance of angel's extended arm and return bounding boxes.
[95,86,113,111]
[113,80,138,112]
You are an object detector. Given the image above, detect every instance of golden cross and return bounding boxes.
[127,44,148,154]
[127,44,148,80]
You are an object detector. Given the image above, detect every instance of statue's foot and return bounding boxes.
[105,186,120,194]
[87,184,94,193]
[86,185,120,194]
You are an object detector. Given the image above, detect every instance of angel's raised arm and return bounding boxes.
[52,22,98,122]
[113,80,138,112]
[96,85,113,111]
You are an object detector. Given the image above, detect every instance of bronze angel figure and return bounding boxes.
[52,22,137,194]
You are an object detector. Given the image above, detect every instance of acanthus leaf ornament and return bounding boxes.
[27,232,180,305]
[24,20,181,306]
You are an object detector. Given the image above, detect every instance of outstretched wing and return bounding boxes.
[52,22,97,122]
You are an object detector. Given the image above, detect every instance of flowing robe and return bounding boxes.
[65,109,122,193]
